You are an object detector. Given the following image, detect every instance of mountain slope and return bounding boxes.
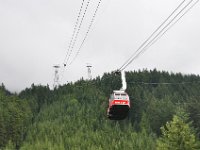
[1,69,200,149]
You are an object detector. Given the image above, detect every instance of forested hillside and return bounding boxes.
[1,69,200,149]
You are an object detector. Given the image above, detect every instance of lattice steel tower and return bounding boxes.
[53,65,60,88]
[86,63,92,80]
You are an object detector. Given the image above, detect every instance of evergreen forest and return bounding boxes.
[1,69,200,150]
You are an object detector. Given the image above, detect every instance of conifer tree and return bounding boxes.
[156,108,200,150]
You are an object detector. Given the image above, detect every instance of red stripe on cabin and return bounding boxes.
[112,100,129,105]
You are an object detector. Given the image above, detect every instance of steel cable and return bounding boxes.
[119,0,198,71]
[63,0,85,66]
[69,0,102,66]
[64,0,91,66]
[118,0,187,71]
[136,0,200,62]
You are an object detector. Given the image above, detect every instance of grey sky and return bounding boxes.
[0,0,199,92]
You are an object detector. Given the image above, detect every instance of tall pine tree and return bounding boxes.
[156,108,200,150]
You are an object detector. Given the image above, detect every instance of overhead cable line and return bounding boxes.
[119,0,195,71]
[63,0,85,67]
[139,0,200,58]
[119,0,196,71]
[119,0,198,71]
[69,0,102,66]
[120,0,197,71]
[128,81,200,85]
[64,0,91,66]
[60,0,86,84]
[70,80,200,88]
[60,0,103,84]
[118,0,187,71]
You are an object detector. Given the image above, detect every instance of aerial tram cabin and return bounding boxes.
[107,90,130,120]
[107,71,130,120]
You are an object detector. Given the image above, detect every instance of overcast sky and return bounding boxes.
[0,0,199,92]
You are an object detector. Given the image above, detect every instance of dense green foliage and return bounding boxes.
[157,108,199,150]
[0,85,32,149]
[1,69,200,149]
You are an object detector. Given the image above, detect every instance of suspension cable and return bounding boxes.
[119,0,198,71]
[68,0,102,66]
[120,0,198,71]
[63,0,85,66]
[60,0,103,84]
[139,0,199,59]
[129,81,200,85]
[64,0,91,66]
[118,0,187,71]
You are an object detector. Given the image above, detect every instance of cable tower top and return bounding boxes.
[86,63,92,80]
[53,65,60,88]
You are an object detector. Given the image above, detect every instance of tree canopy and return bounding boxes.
[0,69,200,149]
